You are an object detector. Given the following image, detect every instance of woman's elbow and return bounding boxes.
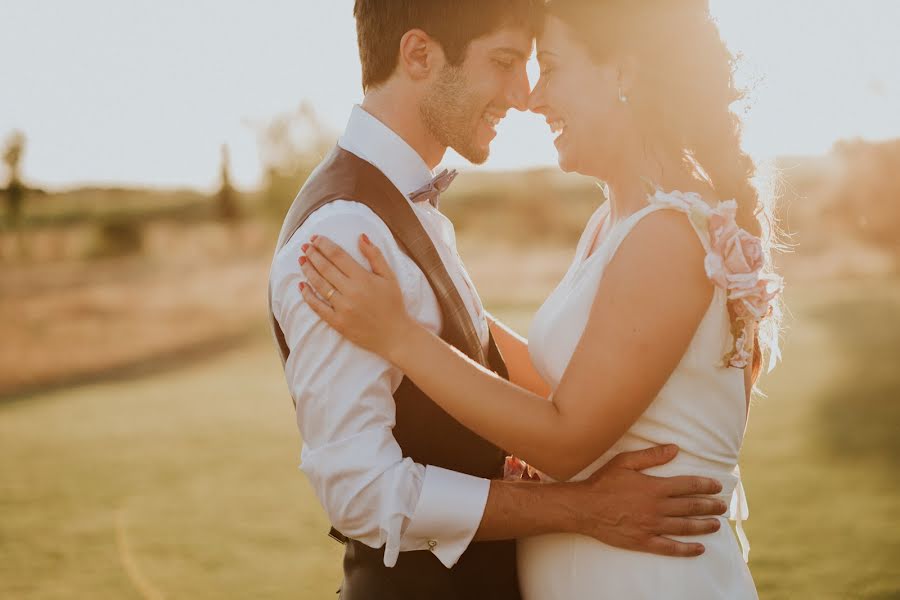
[533,441,599,482]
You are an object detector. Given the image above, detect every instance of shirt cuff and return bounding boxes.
[399,465,490,568]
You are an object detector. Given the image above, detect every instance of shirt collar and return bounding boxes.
[337,105,436,200]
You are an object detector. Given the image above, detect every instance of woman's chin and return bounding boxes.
[556,152,578,173]
[554,137,580,173]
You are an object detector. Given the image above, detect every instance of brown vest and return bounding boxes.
[268,147,520,600]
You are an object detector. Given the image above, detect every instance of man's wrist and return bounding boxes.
[541,480,584,535]
[476,479,585,541]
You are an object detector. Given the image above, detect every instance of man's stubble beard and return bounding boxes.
[420,65,489,165]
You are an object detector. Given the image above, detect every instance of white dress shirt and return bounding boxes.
[269,105,491,568]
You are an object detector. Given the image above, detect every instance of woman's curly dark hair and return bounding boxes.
[543,0,781,377]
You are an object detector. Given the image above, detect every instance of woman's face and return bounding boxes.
[529,16,631,177]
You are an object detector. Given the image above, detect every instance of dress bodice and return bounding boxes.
[527,190,751,560]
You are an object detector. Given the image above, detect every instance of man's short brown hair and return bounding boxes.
[353,0,543,91]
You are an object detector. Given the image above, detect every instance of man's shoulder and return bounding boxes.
[288,200,393,250]
[271,199,401,281]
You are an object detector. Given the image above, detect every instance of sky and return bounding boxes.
[2,0,899,191]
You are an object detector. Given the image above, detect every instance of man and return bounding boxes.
[268,2,726,598]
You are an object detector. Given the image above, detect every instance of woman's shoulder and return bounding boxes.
[643,187,784,370]
[619,205,710,275]
[645,188,742,249]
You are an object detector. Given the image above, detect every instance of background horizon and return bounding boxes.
[3,0,900,192]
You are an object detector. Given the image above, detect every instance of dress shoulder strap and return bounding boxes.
[594,190,709,265]
[644,188,720,251]
[641,187,783,371]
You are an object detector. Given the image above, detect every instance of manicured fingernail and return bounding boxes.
[298,282,306,291]
[311,235,319,243]
[301,243,309,252]
[361,233,371,245]
[299,256,307,266]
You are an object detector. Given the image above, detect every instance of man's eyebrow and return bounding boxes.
[492,47,530,61]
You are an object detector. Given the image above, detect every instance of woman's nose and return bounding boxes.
[528,83,547,115]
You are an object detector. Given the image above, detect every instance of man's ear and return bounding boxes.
[398,29,444,81]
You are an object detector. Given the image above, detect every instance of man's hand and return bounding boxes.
[565,445,727,557]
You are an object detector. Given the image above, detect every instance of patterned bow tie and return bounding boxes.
[409,168,458,209]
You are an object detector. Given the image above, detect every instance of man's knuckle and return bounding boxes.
[633,514,650,531]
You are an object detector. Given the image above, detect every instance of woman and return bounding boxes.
[297,0,782,597]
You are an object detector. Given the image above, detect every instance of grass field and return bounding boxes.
[2,260,899,598]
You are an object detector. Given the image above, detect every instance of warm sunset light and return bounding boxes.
[2,0,899,189]
[2,2,897,599]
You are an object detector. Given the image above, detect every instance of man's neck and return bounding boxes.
[361,90,447,170]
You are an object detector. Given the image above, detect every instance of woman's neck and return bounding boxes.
[601,138,702,222]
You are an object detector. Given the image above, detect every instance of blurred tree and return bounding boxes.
[827,138,900,262]
[253,101,334,221]
[2,130,26,230]
[216,144,240,222]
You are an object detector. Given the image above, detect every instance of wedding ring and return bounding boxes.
[325,287,336,302]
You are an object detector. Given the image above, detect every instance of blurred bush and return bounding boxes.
[443,169,600,247]
[87,218,144,259]
[2,130,27,230]
[826,138,900,261]
[216,144,240,223]
[253,101,335,221]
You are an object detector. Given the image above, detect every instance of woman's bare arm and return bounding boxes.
[486,314,552,398]
[299,212,712,481]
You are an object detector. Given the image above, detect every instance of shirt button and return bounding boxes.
[427,539,438,551]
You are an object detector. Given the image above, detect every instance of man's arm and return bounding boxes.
[274,202,494,568]
[475,445,726,557]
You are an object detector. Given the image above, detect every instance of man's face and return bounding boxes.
[420,27,532,164]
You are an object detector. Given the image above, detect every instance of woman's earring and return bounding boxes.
[618,87,628,104]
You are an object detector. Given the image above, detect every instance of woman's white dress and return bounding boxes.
[519,191,758,599]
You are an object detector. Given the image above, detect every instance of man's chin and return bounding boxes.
[453,142,490,166]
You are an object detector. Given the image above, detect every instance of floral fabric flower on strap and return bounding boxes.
[649,190,783,370]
